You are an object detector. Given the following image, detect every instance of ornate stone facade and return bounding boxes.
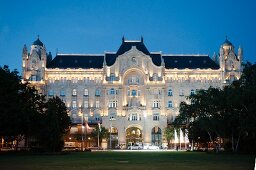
[22,37,242,148]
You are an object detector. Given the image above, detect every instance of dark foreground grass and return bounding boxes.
[0,151,254,170]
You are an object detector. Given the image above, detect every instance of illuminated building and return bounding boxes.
[22,37,242,148]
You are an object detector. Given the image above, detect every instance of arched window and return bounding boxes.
[168,101,173,108]
[151,127,162,146]
[168,89,173,96]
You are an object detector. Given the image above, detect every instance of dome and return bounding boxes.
[32,37,44,46]
[223,37,233,46]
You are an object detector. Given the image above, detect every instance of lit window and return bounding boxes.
[153,100,160,108]
[72,89,77,96]
[84,89,89,96]
[84,101,88,108]
[168,89,173,96]
[60,90,65,96]
[108,100,117,108]
[95,89,100,96]
[48,90,54,96]
[168,101,173,108]
[153,113,159,121]
[96,101,100,108]
[72,101,77,108]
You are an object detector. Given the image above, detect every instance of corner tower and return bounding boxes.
[219,37,242,83]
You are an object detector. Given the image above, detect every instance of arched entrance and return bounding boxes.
[151,127,162,146]
[126,127,143,146]
[108,127,118,149]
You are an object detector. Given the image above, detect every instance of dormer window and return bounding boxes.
[110,73,115,81]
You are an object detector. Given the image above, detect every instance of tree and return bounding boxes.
[91,126,109,147]
[38,96,71,152]
[164,126,175,149]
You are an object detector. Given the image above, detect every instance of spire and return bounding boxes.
[122,36,125,43]
[103,54,107,66]
[161,55,165,66]
[141,36,143,43]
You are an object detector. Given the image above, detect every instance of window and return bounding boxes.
[72,89,77,96]
[110,88,115,95]
[108,100,117,108]
[95,116,101,121]
[168,101,173,108]
[84,89,89,96]
[179,89,184,96]
[131,90,137,96]
[60,90,65,96]
[138,90,141,96]
[95,89,100,96]
[127,90,130,96]
[153,113,159,121]
[84,101,88,108]
[110,73,115,81]
[132,113,137,121]
[153,73,158,81]
[191,89,195,95]
[168,89,173,96]
[96,101,100,108]
[109,112,116,120]
[48,90,54,96]
[72,100,77,108]
[153,100,160,108]
[31,75,37,81]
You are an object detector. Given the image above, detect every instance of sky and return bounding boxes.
[0,0,255,73]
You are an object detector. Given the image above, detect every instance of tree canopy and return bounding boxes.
[174,62,256,153]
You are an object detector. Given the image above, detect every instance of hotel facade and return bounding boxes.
[22,37,242,148]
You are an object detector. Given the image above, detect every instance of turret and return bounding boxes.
[22,36,47,82]
[219,37,242,83]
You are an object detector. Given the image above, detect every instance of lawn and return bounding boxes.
[0,151,254,170]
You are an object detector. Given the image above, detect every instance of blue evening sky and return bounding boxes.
[0,0,255,73]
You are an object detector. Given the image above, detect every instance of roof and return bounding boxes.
[47,54,104,69]
[163,55,220,69]
[223,37,233,46]
[32,38,44,46]
[46,38,219,70]
[105,40,161,66]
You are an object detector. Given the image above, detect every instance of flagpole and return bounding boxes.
[81,110,84,151]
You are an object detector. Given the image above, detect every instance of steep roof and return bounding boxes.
[46,39,219,70]
[32,38,44,46]
[47,54,104,69]
[163,55,219,69]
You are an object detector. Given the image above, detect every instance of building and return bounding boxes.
[22,37,242,148]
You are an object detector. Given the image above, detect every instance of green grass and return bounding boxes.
[0,151,254,170]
